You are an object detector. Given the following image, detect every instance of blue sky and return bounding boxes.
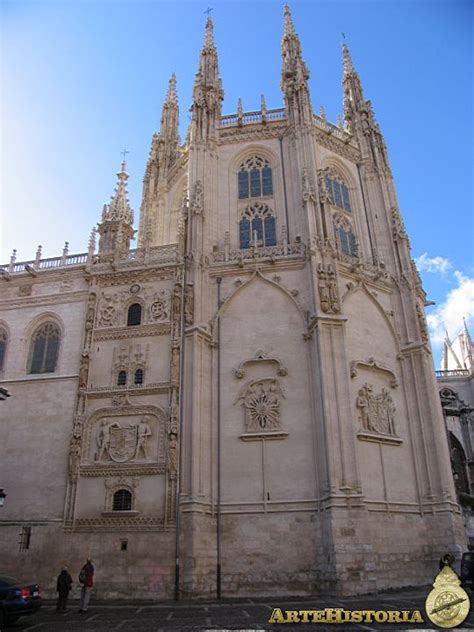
[1,0,473,365]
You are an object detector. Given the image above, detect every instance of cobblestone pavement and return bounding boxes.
[6,587,474,632]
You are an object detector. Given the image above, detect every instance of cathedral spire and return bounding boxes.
[159,72,180,147]
[97,160,134,258]
[280,4,312,125]
[190,15,224,143]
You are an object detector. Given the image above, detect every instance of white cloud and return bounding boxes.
[426,271,474,345]
[415,252,452,274]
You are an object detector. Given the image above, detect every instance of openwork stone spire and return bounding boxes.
[190,15,224,142]
[160,73,180,146]
[97,161,134,257]
[280,5,312,125]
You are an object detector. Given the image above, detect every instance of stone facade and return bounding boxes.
[0,7,466,599]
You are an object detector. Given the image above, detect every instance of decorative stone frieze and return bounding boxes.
[356,382,401,443]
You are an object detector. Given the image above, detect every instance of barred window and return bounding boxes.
[326,175,351,212]
[127,303,142,327]
[240,203,276,249]
[238,156,273,199]
[134,369,144,385]
[0,329,6,371]
[113,489,132,511]
[19,526,31,551]
[28,322,60,374]
[117,370,127,386]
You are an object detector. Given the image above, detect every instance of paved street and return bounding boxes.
[5,586,474,631]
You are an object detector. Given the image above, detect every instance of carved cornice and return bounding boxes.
[312,128,361,162]
[73,516,165,532]
[80,463,165,477]
[357,430,402,446]
[219,122,288,144]
[85,383,170,398]
[350,357,398,387]
[93,323,171,341]
[208,258,306,277]
[91,268,178,285]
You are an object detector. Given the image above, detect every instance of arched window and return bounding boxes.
[449,433,470,496]
[127,303,142,327]
[334,216,357,257]
[134,369,144,385]
[112,489,132,511]
[28,322,60,374]
[117,370,127,386]
[238,156,273,199]
[325,174,351,212]
[0,329,6,372]
[240,203,277,249]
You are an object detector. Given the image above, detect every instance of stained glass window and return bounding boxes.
[326,175,352,212]
[239,203,277,249]
[28,322,60,374]
[238,156,273,199]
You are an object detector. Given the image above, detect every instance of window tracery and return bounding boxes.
[325,172,352,212]
[334,215,357,257]
[28,322,60,374]
[239,203,276,249]
[238,156,273,199]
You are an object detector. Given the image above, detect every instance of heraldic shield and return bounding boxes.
[109,425,138,462]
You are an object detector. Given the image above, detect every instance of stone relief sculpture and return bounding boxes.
[190,180,204,215]
[237,378,285,433]
[95,417,153,463]
[149,289,170,322]
[317,263,340,314]
[167,434,178,479]
[68,436,81,481]
[185,284,194,325]
[416,302,429,345]
[78,352,90,389]
[356,383,397,436]
[98,292,120,327]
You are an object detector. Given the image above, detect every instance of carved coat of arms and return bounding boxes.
[109,425,138,463]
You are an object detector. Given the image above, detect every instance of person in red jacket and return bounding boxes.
[78,557,94,612]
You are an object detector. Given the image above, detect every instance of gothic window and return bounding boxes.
[28,322,60,374]
[239,203,277,249]
[134,368,144,385]
[127,303,142,327]
[0,329,6,371]
[325,174,351,212]
[449,433,470,496]
[334,216,357,257]
[238,156,273,199]
[117,370,127,386]
[112,489,132,511]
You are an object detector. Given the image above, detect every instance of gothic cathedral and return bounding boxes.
[0,7,466,598]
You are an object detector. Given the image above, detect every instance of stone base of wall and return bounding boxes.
[0,504,466,600]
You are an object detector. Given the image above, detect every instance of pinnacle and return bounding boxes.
[283,4,296,36]
[342,41,355,75]
[166,73,178,104]
[204,15,215,49]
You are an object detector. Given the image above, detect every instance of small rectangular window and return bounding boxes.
[19,526,31,551]
[121,539,128,551]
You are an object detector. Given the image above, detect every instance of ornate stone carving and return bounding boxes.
[317,168,332,204]
[185,283,194,325]
[18,284,32,297]
[317,263,340,314]
[170,340,180,385]
[149,289,170,322]
[350,357,398,388]
[78,352,90,389]
[190,180,204,215]
[302,167,316,202]
[234,350,287,380]
[167,434,178,479]
[68,436,81,481]
[356,383,397,436]
[98,292,120,327]
[391,206,407,239]
[236,378,285,434]
[416,302,429,345]
[95,417,152,463]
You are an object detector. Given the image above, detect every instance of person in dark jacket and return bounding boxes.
[78,557,94,612]
[56,567,73,611]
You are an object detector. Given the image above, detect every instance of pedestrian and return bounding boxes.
[56,566,72,611]
[78,557,94,612]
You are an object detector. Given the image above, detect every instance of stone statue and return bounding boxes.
[78,352,89,389]
[96,420,112,461]
[327,264,340,313]
[317,264,330,313]
[185,284,194,325]
[68,436,81,481]
[134,418,152,460]
[168,433,178,479]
